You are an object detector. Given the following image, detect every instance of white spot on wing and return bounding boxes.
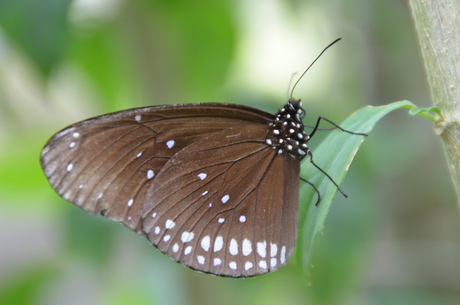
[201,191,208,196]
[136,152,143,158]
[181,231,194,243]
[151,212,157,218]
[134,115,141,121]
[197,173,207,180]
[63,191,71,200]
[72,132,80,138]
[154,226,160,235]
[163,235,170,242]
[127,199,134,207]
[239,215,246,223]
[229,239,238,255]
[218,218,225,223]
[166,140,175,149]
[280,246,287,264]
[229,262,237,270]
[69,142,76,148]
[214,235,223,252]
[165,219,176,229]
[221,195,230,204]
[245,261,253,271]
[242,239,252,256]
[66,163,74,172]
[147,170,154,179]
[213,258,222,266]
[184,246,192,255]
[257,241,267,258]
[172,243,179,253]
[271,258,277,267]
[197,255,205,265]
[201,235,210,252]
[259,260,267,269]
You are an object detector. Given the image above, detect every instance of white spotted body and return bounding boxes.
[265,99,311,159]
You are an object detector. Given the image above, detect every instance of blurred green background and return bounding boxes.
[1,0,459,304]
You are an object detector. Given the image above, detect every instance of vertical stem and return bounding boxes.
[409,0,460,207]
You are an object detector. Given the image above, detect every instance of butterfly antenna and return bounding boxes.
[289,38,342,98]
[286,72,298,99]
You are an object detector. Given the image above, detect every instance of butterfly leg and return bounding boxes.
[299,177,321,206]
[306,150,348,199]
[309,115,368,139]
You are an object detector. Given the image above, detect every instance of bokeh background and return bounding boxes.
[1,0,459,304]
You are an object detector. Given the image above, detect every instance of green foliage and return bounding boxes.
[0,265,58,305]
[408,106,441,121]
[0,0,71,74]
[297,101,415,276]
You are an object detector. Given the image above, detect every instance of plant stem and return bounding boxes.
[409,0,460,207]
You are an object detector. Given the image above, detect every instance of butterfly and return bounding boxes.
[40,38,366,277]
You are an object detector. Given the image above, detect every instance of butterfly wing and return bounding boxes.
[141,124,300,277]
[40,103,272,234]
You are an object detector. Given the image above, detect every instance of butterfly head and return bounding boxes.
[265,98,310,160]
[287,98,306,118]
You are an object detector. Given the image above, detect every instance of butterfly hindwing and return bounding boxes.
[141,124,300,277]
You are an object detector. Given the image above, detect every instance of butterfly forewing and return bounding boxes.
[141,124,299,277]
[40,104,273,233]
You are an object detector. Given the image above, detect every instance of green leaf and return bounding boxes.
[296,100,415,277]
[408,106,441,121]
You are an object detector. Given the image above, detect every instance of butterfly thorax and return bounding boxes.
[265,98,310,160]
